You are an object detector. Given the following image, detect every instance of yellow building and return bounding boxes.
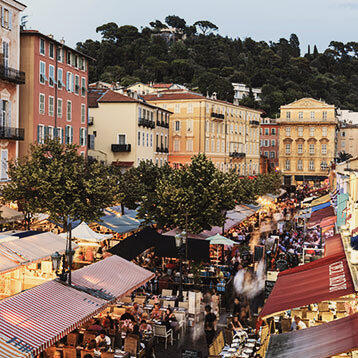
[278,98,337,185]
[88,88,170,167]
[144,92,261,175]
[337,123,358,159]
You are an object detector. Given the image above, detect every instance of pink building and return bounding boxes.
[0,0,26,181]
[260,118,279,170]
[19,30,91,157]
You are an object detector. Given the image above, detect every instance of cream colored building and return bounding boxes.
[144,92,261,175]
[278,98,337,186]
[337,123,358,159]
[88,88,170,167]
[127,82,187,96]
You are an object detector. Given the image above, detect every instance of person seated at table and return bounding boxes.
[95,330,111,351]
[163,307,177,331]
[120,307,135,322]
[132,303,143,320]
[87,318,103,332]
[102,313,114,331]
[151,303,162,320]
[85,338,97,350]
[53,351,63,358]
[229,315,244,336]
[139,319,153,335]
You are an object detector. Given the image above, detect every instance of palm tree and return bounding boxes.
[336,151,353,163]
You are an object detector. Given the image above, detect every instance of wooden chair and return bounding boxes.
[83,333,96,346]
[80,350,94,358]
[321,311,334,322]
[318,302,329,312]
[63,347,77,358]
[134,296,146,305]
[336,302,346,312]
[66,332,78,347]
[148,299,156,306]
[305,311,318,321]
[101,352,115,358]
[45,347,58,358]
[162,300,175,308]
[124,335,138,356]
[162,289,172,296]
[336,311,347,319]
[153,324,173,349]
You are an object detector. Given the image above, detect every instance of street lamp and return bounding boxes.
[175,231,186,302]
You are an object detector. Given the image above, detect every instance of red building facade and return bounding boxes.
[260,118,279,170]
[19,30,90,157]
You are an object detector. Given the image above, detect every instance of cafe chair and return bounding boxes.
[134,296,146,305]
[45,347,57,357]
[63,347,77,358]
[161,289,172,297]
[83,333,96,346]
[101,352,115,358]
[66,332,78,347]
[154,325,173,349]
[80,350,95,358]
[124,335,138,356]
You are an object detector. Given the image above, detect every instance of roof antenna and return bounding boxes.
[21,15,28,29]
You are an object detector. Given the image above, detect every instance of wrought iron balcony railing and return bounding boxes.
[0,65,25,85]
[0,126,25,140]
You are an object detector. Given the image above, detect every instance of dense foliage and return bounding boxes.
[117,154,282,234]
[77,16,358,116]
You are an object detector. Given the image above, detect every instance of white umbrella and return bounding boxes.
[206,233,238,246]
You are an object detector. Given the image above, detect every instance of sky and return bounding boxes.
[20,0,358,53]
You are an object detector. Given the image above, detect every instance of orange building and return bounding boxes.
[0,0,26,181]
[144,92,261,175]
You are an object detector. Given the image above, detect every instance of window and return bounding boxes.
[309,160,315,171]
[57,68,63,89]
[49,43,54,58]
[187,103,193,113]
[65,126,73,144]
[66,101,72,121]
[79,57,84,70]
[146,133,149,147]
[298,111,303,119]
[264,151,269,157]
[222,140,225,153]
[75,75,80,94]
[297,160,303,171]
[341,141,345,148]
[322,127,327,137]
[230,124,233,134]
[271,139,276,146]
[49,65,55,87]
[57,98,62,118]
[264,128,269,135]
[0,149,8,182]
[174,104,180,113]
[142,132,145,146]
[174,139,180,152]
[39,94,45,114]
[270,151,275,158]
[321,144,327,155]
[186,139,193,152]
[57,48,63,62]
[205,139,209,151]
[264,139,269,147]
[216,140,220,152]
[298,143,303,154]
[321,161,327,170]
[309,127,315,137]
[81,104,86,124]
[66,51,71,65]
[39,61,46,84]
[150,134,153,147]
[81,78,86,96]
[285,159,290,171]
[285,127,291,137]
[79,128,87,146]
[271,128,276,135]
[286,111,290,119]
[211,139,215,152]
[47,126,54,140]
[309,143,315,154]
[56,127,63,144]
[37,125,45,144]
[323,111,327,120]
[66,72,71,91]
[40,38,45,55]
[187,119,193,132]
[285,143,291,154]
[234,124,238,134]
[310,111,315,119]
[138,132,141,146]
[341,131,346,137]
[175,121,180,131]
[48,96,54,116]
[298,127,303,137]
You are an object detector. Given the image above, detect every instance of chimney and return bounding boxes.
[212,92,217,100]
[48,34,54,39]
[60,38,65,45]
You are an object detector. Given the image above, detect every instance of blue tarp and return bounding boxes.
[311,201,331,213]
[336,193,349,227]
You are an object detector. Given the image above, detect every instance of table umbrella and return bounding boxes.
[205,233,238,246]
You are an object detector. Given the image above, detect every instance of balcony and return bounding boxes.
[139,118,155,129]
[0,126,25,140]
[111,144,131,152]
[0,65,25,85]
[156,120,170,128]
[88,117,94,126]
[249,120,260,126]
[229,152,246,159]
[156,146,169,153]
[211,112,225,120]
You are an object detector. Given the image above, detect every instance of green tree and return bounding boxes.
[165,15,187,33]
[194,21,218,35]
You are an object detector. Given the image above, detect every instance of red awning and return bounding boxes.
[307,205,335,228]
[259,253,354,318]
[324,234,344,257]
[266,313,358,358]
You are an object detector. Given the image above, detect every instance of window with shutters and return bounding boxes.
[310,127,315,137]
[271,139,276,146]
[264,128,269,135]
[174,104,180,113]
[81,104,86,124]
[309,160,315,171]
[40,38,45,55]
[270,151,275,158]
[222,140,225,153]
[175,121,180,131]
[297,160,303,171]
[322,127,327,137]
[285,127,291,137]
[37,125,45,144]
[309,143,315,154]
[0,149,8,182]
[66,72,71,91]
[298,143,303,154]
[57,127,63,144]
[187,119,193,132]
[57,98,62,118]
[80,128,86,146]
[321,144,327,155]
[48,126,54,140]
[66,101,72,121]
[57,68,63,89]
[205,139,209,151]
[271,128,276,135]
[81,78,86,96]
[49,43,54,59]
[321,161,327,170]
[48,96,54,116]
[39,94,45,114]
[285,159,290,171]
[298,127,303,137]
[286,111,290,119]
[65,125,73,145]
[2,42,9,68]
[49,65,55,87]
[310,111,315,119]
[173,139,180,152]
[298,111,303,119]
[138,132,141,146]
[186,139,193,152]
[323,111,327,120]
[75,75,80,94]
[40,61,46,84]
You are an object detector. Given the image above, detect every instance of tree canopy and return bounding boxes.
[77,16,358,116]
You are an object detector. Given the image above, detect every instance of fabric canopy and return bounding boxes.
[0,206,24,224]
[310,201,331,213]
[309,194,331,207]
[62,222,112,243]
[0,231,74,274]
[324,234,344,257]
[206,234,238,246]
[266,313,358,358]
[307,205,335,228]
[0,255,154,357]
[259,252,354,318]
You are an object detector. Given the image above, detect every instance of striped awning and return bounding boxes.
[0,256,154,357]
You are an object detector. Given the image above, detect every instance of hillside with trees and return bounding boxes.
[77,15,358,117]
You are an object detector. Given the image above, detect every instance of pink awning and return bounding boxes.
[266,313,358,358]
[260,253,354,318]
[324,234,343,257]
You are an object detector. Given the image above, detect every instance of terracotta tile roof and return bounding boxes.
[150,83,174,88]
